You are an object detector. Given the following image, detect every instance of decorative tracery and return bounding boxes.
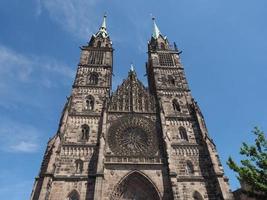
[108,71,156,113]
[108,116,157,156]
[110,171,161,200]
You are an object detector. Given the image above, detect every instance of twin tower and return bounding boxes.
[31,16,233,200]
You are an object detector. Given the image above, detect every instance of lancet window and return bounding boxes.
[186,160,194,175]
[172,99,181,112]
[179,126,188,141]
[85,96,94,110]
[75,159,83,173]
[160,42,165,50]
[168,75,175,85]
[81,124,89,140]
[97,41,101,47]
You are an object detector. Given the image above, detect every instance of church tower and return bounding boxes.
[31,16,233,200]
[146,18,233,200]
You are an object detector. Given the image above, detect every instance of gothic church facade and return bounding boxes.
[30,16,233,200]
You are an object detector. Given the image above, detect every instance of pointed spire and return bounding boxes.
[95,14,109,38]
[152,17,161,39]
[130,63,135,72]
[101,14,107,30]
[128,63,137,76]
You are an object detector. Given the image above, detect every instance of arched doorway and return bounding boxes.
[110,171,161,200]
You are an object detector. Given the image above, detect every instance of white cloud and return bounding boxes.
[0,45,74,85]
[10,141,38,153]
[0,44,75,109]
[40,0,101,39]
[0,119,40,153]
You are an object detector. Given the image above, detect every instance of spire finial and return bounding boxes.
[130,63,135,72]
[101,13,107,29]
[152,16,161,39]
[95,14,108,38]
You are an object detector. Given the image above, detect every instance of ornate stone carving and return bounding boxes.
[110,171,161,200]
[109,71,156,113]
[108,116,158,157]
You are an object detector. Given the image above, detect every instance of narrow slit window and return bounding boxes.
[186,161,194,175]
[179,127,188,141]
[75,159,83,173]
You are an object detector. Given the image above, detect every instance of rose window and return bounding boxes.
[108,116,157,156]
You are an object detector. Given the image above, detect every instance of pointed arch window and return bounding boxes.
[68,190,79,200]
[160,42,165,50]
[172,99,181,112]
[85,95,94,110]
[186,160,194,175]
[168,75,175,86]
[110,171,161,200]
[88,72,99,85]
[81,124,89,140]
[179,126,188,141]
[97,41,101,47]
[193,191,204,200]
[75,159,83,173]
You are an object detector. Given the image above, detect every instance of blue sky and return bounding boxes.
[0,0,266,199]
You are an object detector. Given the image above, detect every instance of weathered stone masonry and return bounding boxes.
[30,16,233,200]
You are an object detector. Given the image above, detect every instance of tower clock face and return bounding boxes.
[108,116,157,156]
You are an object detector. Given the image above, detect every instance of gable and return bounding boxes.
[108,71,156,113]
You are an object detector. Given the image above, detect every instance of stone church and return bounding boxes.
[30,16,233,200]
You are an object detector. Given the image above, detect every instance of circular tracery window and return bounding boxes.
[108,116,157,156]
